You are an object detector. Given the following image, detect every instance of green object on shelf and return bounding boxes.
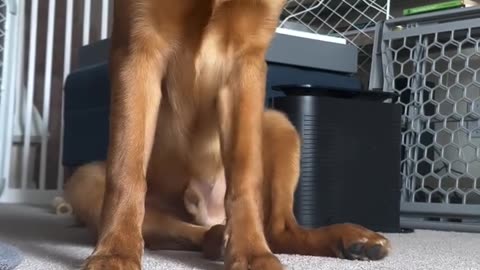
[403,0,465,16]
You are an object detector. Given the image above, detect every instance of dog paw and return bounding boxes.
[203,224,227,261]
[83,254,141,270]
[332,223,391,261]
[227,253,284,270]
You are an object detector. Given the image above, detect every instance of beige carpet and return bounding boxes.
[0,204,479,270]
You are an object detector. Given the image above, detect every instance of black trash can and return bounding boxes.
[270,84,402,233]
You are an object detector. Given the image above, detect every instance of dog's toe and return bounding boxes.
[227,253,284,270]
[83,255,140,270]
[330,223,391,261]
[366,244,389,260]
[343,241,389,261]
[203,224,226,261]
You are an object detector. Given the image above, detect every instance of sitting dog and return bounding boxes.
[64,0,391,269]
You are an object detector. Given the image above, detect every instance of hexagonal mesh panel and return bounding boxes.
[279,0,391,83]
[382,15,480,213]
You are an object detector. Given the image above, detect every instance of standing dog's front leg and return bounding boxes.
[84,40,165,269]
[218,54,283,270]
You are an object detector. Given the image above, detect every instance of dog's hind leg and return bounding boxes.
[261,110,391,261]
[65,162,210,253]
[142,209,208,251]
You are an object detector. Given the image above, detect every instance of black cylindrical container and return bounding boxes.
[271,85,402,233]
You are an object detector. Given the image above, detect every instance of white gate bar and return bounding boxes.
[38,0,57,190]
[5,0,26,191]
[57,0,74,189]
[83,0,91,45]
[101,0,109,39]
[0,0,16,187]
[386,0,391,19]
[21,0,39,189]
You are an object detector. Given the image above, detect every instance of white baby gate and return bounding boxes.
[0,0,112,204]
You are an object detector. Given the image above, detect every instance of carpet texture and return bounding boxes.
[0,242,23,270]
[0,204,479,270]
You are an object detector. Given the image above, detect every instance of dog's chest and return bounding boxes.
[193,29,234,99]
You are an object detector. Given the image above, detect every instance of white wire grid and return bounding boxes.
[279,0,391,81]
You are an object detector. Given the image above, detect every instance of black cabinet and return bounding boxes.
[271,85,402,233]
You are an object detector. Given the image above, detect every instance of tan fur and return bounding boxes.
[66,1,391,269]
[184,173,226,227]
